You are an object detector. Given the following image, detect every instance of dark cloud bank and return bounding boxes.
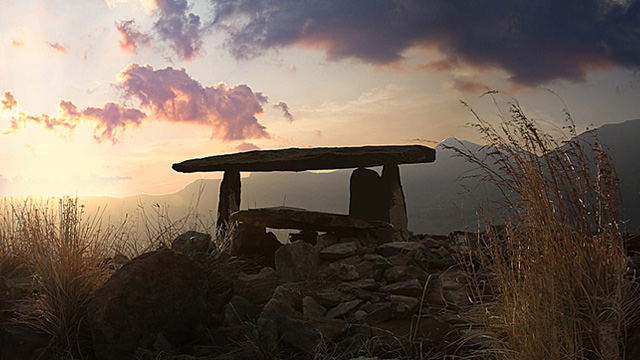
[209,0,640,86]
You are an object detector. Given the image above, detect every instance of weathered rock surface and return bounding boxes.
[275,240,317,283]
[230,223,281,267]
[382,164,410,241]
[171,230,212,256]
[234,267,277,304]
[172,145,436,172]
[320,241,359,261]
[231,207,391,232]
[88,248,208,360]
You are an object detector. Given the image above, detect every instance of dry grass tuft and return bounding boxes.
[448,93,637,359]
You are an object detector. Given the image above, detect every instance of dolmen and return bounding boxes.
[172,145,435,243]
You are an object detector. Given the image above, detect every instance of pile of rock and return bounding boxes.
[83,229,472,359]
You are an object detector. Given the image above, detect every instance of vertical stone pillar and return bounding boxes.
[382,163,409,241]
[349,167,388,222]
[217,169,241,231]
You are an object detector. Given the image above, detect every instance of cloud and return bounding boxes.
[118,63,269,141]
[114,0,206,60]
[451,79,489,93]
[47,42,67,53]
[12,40,25,47]
[4,95,146,143]
[1,91,18,111]
[210,0,640,86]
[116,19,153,53]
[152,0,205,60]
[235,141,260,152]
[273,102,294,122]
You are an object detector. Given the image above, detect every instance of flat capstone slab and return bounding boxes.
[172,145,435,173]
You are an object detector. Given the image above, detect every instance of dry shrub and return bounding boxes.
[5,196,115,357]
[450,93,636,359]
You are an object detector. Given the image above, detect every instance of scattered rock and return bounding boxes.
[383,265,426,283]
[389,295,420,318]
[376,241,423,257]
[382,279,424,298]
[302,296,326,318]
[319,242,359,261]
[329,262,360,281]
[275,240,317,283]
[234,267,277,305]
[230,224,282,267]
[326,299,363,319]
[88,248,208,360]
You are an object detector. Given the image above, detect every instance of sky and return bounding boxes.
[1,0,639,197]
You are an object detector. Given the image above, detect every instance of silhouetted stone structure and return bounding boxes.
[172,145,435,240]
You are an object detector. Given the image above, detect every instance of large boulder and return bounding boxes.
[171,231,212,258]
[275,240,317,283]
[88,248,208,360]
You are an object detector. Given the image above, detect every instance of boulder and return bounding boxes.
[389,295,420,318]
[0,323,51,360]
[171,231,212,256]
[275,240,317,283]
[230,223,281,267]
[88,248,208,360]
[234,267,278,305]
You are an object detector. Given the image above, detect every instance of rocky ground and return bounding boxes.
[1,229,640,359]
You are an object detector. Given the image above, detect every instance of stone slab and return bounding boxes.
[230,206,392,232]
[172,145,435,173]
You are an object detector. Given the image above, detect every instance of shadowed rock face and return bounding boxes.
[172,145,435,173]
[88,249,208,360]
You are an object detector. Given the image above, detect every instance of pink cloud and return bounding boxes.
[118,63,269,141]
[47,42,67,53]
[4,96,146,143]
[273,101,294,122]
[1,91,17,111]
[116,19,153,53]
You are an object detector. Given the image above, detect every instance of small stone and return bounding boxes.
[320,242,359,261]
[329,263,360,281]
[433,246,450,258]
[382,279,424,298]
[353,310,367,322]
[313,289,354,307]
[360,302,392,325]
[326,299,363,319]
[390,295,419,318]
[376,242,423,257]
[303,296,327,318]
[383,265,426,283]
[343,278,380,290]
[235,267,277,304]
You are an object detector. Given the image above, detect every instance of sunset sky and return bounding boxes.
[1,0,639,197]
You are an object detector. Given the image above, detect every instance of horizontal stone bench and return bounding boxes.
[230,206,393,232]
[172,145,436,241]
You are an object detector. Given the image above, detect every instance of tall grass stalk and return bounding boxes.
[450,93,635,359]
[6,197,114,356]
